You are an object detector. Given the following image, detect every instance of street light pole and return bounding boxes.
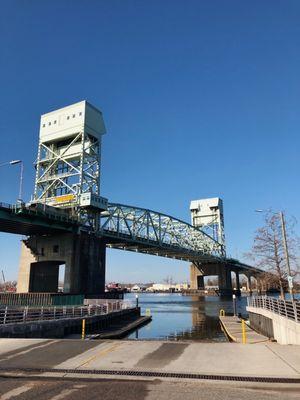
[18,161,24,202]
[0,159,23,202]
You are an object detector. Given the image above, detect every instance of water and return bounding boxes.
[125,292,249,341]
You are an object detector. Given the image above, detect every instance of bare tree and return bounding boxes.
[247,211,299,298]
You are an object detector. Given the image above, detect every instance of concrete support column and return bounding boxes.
[190,264,204,290]
[17,232,106,296]
[234,271,241,296]
[218,266,232,296]
[247,274,252,294]
[197,275,205,290]
[17,241,36,293]
[235,271,240,291]
[29,262,60,292]
[54,233,106,295]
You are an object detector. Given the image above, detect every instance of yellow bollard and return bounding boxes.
[82,318,86,340]
[219,309,225,317]
[241,319,247,344]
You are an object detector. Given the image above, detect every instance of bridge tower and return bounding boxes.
[189,198,232,294]
[190,198,225,249]
[17,101,108,295]
[33,100,107,228]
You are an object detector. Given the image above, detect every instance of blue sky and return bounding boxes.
[0,0,299,283]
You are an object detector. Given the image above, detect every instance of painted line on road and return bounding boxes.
[77,342,123,368]
[0,383,34,400]
[48,387,80,400]
[0,340,58,363]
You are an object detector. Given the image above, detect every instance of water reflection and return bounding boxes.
[126,293,249,341]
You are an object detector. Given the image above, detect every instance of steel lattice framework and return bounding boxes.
[34,131,101,202]
[100,203,225,262]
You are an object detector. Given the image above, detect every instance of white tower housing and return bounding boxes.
[33,100,107,228]
[190,197,225,250]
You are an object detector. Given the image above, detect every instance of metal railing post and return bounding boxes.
[284,300,288,318]
[3,306,7,324]
[293,302,298,323]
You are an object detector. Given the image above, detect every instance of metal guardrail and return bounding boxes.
[0,301,133,325]
[247,296,300,323]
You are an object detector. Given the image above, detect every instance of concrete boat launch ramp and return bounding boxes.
[0,339,299,382]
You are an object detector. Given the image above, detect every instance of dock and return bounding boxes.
[89,315,152,339]
[219,316,269,344]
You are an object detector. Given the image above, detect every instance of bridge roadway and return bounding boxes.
[0,202,262,294]
[0,202,256,266]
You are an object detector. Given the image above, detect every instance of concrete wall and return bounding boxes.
[247,311,274,339]
[0,308,140,339]
[247,306,300,345]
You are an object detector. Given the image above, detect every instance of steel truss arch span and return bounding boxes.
[100,203,225,262]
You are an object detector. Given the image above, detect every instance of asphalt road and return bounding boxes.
[0,377,299,400]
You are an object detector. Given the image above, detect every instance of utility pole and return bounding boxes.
[279,212,294,302]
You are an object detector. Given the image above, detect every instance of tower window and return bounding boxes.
[79,112,82,116]
[48,122,51,126]
[42,124,45,128]
[67,116,70,120]
[72,114,75,118]
[54,120,57,124]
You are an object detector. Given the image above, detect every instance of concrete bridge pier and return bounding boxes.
[17,232,106,295]
[218,266,233,296]
[190,263,233,295]
[190,264,205,290]
[246,274,253,294]
[233,271,241,296]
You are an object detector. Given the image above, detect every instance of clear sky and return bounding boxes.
[0,0,299,284]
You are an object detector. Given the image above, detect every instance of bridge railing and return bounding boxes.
[0,301,133,325]
[247,295,300,323]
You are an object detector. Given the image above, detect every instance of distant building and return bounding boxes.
[146,282,189,292]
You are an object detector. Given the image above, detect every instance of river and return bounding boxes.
[124,292,249,341]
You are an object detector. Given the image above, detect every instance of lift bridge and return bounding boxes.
[0,101,261,296]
